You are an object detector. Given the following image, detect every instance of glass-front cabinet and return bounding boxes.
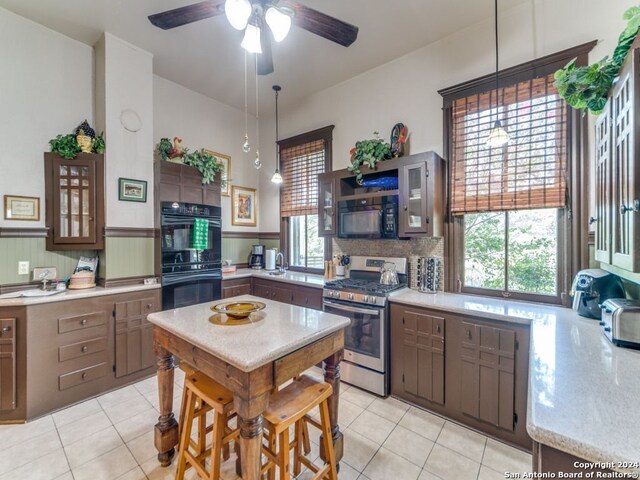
[399,161,429,235]
[44,153,105,251]
[318,174,336,236]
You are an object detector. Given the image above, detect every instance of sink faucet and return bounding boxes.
[39,270,50,291]
[275,252,285,273]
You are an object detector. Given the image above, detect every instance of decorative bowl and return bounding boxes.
[211,301,266,319]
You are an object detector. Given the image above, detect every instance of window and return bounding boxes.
[279,126,334,272]
[440,42,595,303]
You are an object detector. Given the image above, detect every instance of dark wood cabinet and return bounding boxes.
[393,308,445,405]
[0,318,16,411]
[44,152,105,251]
[222,278,252,299]
[114,296,158,378]
[390,302,530,449]
[291,285,323,310]
[594,40,640,272]
[460,321,516,431]
[155,159,221,207]
[253,278,293,303]
[318,175,337,236]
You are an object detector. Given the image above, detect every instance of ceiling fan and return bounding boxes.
[148,0,359,75]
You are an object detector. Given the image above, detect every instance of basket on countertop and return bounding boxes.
[68,270,96,290]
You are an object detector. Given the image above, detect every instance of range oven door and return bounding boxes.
[323,299,385,372]
[162,270,222,310]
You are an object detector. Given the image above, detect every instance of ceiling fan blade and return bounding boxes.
[148,0,225,30]
[257,29,274,75]
[283,0,359,47]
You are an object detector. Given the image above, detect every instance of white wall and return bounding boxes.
[258,0,637,231]
[96,33,154,228]
[153,75,260,231]
[0,7,93,228]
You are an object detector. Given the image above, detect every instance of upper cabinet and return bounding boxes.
[44,153,105,251]
[155,160,220,207]
[594,46,640,272]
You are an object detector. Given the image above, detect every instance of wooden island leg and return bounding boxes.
[320,351,344,467]
[235,392,270,480]
[153,342,179,467]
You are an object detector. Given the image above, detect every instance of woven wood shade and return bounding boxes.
[280,139,326,217]
[450,73,568,215]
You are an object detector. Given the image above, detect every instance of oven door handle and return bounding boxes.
[323,300,381,316]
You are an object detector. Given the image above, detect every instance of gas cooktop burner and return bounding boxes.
[324,279,406,295]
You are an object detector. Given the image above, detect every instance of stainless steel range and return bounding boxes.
[322,256,407,396]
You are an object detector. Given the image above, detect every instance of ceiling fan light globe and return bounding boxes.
[265,7,292,42]
[225,0,252,30]
[485,121,510,148]
[241,24,263,53]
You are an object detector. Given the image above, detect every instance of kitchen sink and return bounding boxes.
[268,271,286,276]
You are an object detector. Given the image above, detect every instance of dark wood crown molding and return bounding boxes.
[0,227,48,238]
[103,227,159,238]
[277,125,335,150]
[258,232,280,240]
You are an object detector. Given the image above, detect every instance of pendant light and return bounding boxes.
[271,85,283,184]
[486,0,510,148]
[242,51,251,153]
[253,54,262,169]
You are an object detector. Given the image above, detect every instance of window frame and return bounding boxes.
[278,125,334,274]
[439,41,596,305]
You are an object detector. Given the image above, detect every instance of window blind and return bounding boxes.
[450,73,568,214]
[280,139,326,217]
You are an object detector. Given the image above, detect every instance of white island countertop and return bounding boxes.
[389,290,640,473]
[147,294,350,372]
[223,268,325,288]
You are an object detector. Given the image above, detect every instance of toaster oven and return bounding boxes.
[600,299,640,349]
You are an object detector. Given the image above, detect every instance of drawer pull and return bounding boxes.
[80,319,87,326]
[81,346,88,353]
[1,326,10,333]
[81,372,87,380]
[466,330,471,339]
[146,303,152,310]
[436,325,441,334]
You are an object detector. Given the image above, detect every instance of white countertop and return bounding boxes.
[147,294,350,372]
[389,291,640,472]
[0,283,161,306]
[223,268,325,288]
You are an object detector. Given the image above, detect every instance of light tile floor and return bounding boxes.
[0,368,532,480]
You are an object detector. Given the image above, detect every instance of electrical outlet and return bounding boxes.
[18,261,29,275]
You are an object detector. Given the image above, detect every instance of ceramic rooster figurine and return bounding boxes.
[390,123,408,157]
[157,136,186,161]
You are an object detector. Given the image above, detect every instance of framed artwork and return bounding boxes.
[231,186,257,226]
[4,195,40,221]
[203,149,231,196]
[118,178,147,202]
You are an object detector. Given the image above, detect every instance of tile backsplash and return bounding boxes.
[332,237,445,290]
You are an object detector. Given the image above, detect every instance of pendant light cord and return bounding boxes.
[255,53,260,150]
[494,0,499,118]
[244,51,248,137]
[274,85,280,174]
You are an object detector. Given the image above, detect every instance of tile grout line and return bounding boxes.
[53,423,75,480]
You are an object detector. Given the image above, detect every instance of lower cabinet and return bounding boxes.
[291,285,323,310]
[390,302,530,449]
[114,296,158,378]
[229,277,323,311]
[222,278,251,299]
[0,317,16,411]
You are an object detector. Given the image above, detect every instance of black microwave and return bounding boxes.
[337,196,398,239]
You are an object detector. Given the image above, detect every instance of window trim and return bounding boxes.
[278,125,334,274]
[439,41,596,306]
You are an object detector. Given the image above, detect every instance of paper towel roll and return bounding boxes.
[265,249,276,271]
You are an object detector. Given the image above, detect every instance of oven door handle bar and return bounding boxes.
[323,300,381,316]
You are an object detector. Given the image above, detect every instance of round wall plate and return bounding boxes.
[120,109,142,132]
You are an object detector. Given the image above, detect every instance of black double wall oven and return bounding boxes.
[160,201,222,310]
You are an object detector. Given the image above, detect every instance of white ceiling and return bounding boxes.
[0,0,528,112]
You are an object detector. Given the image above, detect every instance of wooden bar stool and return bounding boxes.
[261,375,338,480]
[176,372,239,480]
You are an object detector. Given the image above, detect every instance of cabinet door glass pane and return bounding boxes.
[59,190,68,237]
[408,167,423,228]
[82,189,90,237]
[322,181,333,232]
[71,189,80,237]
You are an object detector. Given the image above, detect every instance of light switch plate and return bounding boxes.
[18,261,29,275]
[33,267,57,281]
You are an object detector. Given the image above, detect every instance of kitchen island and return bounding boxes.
[147,294,351,480]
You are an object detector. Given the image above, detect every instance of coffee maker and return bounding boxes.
[249,245,265,270]
[571,269,625,319]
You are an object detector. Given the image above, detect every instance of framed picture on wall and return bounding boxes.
[203,149,231,196]
[4,195,40,221]
[231,186,257,227]
[118,178,147,202]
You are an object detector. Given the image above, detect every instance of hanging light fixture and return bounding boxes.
[271,85,283,184]
[253,54,262,169]
[242,51,251,153]
[265,7,292,42]
[486,0,510,148]
[225,0,252,30]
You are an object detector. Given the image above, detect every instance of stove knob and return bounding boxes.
[327,291,333,297]
[333,291,340,299]
[348,293,354,300]
[604,326,612,332]
[363,295,369,303]
[370,297,377,304]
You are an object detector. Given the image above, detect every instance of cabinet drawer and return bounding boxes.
[59,362,108,390]
[58,311,106,334]
[59,336,107,362]
[461,322,478,345]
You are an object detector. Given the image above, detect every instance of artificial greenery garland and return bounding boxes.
[156,138,223,185]
[554,5,640,115]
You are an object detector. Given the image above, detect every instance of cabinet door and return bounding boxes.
[253,283,272,299]
[399,162,429,236]
[594,106,612,263]
[400,310,445,405]
[291,286,323,310]
[114,298,157,378]
[0,318,16,411]
[318,176,336,236]
[460,322,516,431]
[611,49,640,272]
[271,285,293,304]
